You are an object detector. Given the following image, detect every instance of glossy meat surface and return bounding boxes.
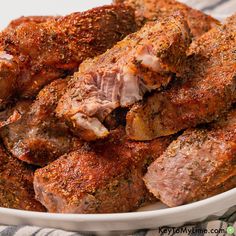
[56,14,191,141]
[34,128,173,213]
[0,100,30,129]
[0,5,136,109]
[114,0,219,37]
[126,14,236,140]
[144,108,236,207]
[0,79,80,167]
[0,144,45,211]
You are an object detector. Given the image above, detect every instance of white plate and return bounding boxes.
[0,188,235,234]
[0,0,235,234]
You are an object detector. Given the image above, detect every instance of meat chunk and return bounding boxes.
[0,143,45,211]
[114,0,219,38]
[0,79,80,167]
[6,16,59,30]
[144,108,236,207]
[0,5,136,109]
[56,13,191,141]
[34,128,173,213]
[126,14,236,140]
[0,54,18,110]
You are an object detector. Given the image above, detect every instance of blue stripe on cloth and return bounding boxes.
[0,225,25,236]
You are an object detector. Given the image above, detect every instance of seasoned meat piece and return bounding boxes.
[144,108,236,207]
[0,16,57,110]
[56,13,191,141]
[0,53,18,110]
[7,16,59,29]
[0,79,80,167]
[0,144,45,211]
[0,5,136,109]
[114,0,219,37]
[34,128,173,213]
[126,14,236,140]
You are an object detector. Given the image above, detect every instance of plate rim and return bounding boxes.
[0,187,235,221]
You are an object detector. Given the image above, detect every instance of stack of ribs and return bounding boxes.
[0,0,235,214]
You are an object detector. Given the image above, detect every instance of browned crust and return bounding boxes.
[144,109,236,207]
[0,5,136,109]
[56,13,190,141]
[114,0,220,38]
[126,15,236,140]
[0,144,45,211]
[0,79,81,167]
[34,128,172,213]
[6,16,59,30]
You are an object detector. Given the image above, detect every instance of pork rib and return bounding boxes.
[126,14,236,140]
[34,128,173,213]
[0,143,45,211]
[144,108,236,207]
[56,13,191,141]
[114,0,219,38]
[0,5,136,109]
[0,79,81,167]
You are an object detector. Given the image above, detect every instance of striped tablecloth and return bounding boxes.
[0,0,235,235]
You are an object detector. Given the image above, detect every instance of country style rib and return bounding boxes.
[114,0,219,38]
[34,128,173,213]
[0,5,136,109]
[126,14,236,140]
[0,143,45,211]
[0,79,81,167]
[56,13,191,141]
[144,108,236,207]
